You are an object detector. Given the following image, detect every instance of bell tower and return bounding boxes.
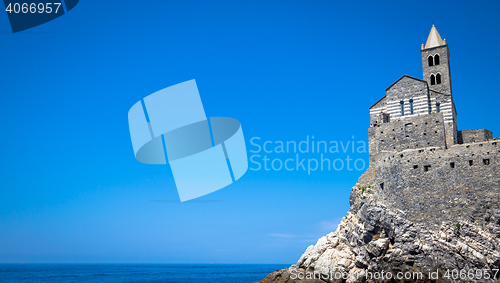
[421,25,452,96]
[421,25,457,147]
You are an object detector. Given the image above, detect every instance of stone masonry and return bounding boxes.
[459,129,494,144]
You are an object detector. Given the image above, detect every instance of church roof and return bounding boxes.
[423,25,446,49]
[385,74,427,91]
[369,75,428,109]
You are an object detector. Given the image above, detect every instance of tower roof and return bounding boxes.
[423,25,446,49]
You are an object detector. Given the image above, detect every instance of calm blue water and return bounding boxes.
[0,264,288,283]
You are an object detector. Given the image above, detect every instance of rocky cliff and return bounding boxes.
[259,167,500,283]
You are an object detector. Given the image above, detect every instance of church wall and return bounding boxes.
[368,113,447,163]
[385,77,429,121]
[369,97,388,126]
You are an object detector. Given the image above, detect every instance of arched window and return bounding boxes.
[409,99,414,115]
[436,103,441,113]
[436,73,442,84]
[400,100,405,116]
[434,54,440,65]
[428,56,434,66]
[430,74,436,85]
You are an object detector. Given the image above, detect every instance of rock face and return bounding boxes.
[259,168,500,283]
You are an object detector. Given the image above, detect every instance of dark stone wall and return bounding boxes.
[429,89,457,147]
[373,140,500,229]
[459,129,494,144]
[368,113,447,164]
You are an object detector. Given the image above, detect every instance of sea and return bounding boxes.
[0,264,289,283]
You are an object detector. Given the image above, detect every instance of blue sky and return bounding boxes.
[1,0,499,264]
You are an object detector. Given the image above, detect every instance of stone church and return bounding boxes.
[366,26,499,227]
[368,25,493,165]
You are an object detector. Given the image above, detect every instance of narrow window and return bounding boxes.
[400,100,405,116]
[413,165,418,169]
[430,75,436,85]
[428,56,434,66]
[450,162,455,168]
[424,165,431,172]
[409,99,414,115]
[469,160,473,166]
[404,123,413,137]
[380,183,384,190]
[434,54,440,65]
[436,73,442,84]
[436,103,441,113]
[382,113,390,123]
[483,159,490,165]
